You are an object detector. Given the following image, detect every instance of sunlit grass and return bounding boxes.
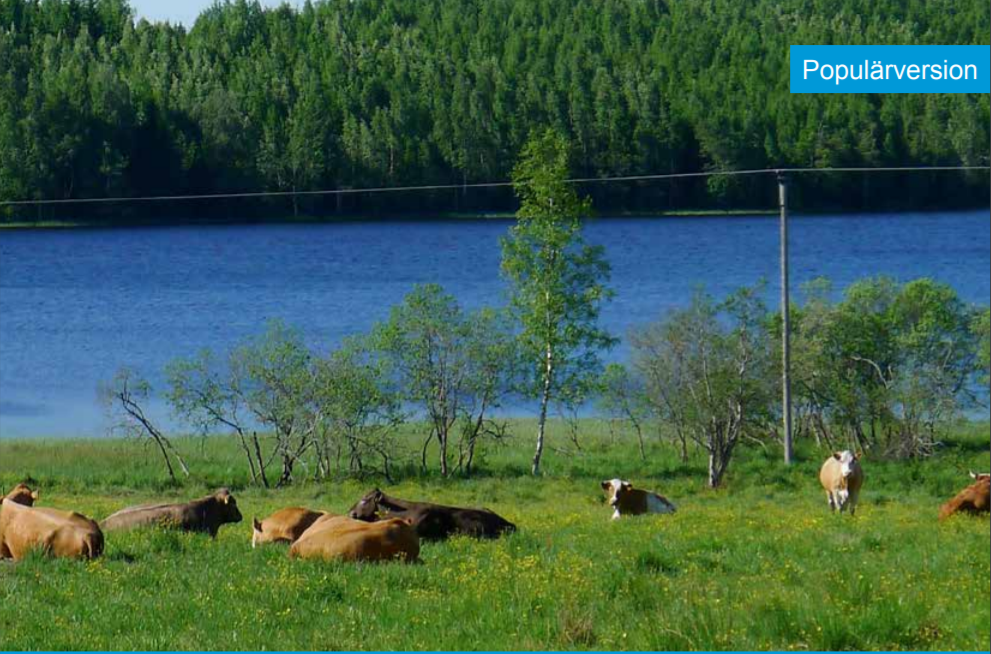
[1,421,988,650]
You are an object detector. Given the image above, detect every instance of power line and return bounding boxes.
[1,165,988,207]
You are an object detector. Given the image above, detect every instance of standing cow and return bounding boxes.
[820,451,864,515]
[600,480,677,520]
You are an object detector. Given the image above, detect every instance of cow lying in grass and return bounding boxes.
[102,488,242,537]
[347,490,516,541]
[1,485,103,561]
[939,474,990,522]
[820,451,864,515]
[600,480,677,520]
[2,484,40,507]
[252,507,327,548]
[289,515,419,563]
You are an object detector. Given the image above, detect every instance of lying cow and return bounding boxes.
[600,480,677,520]
[289,515,419,563]
[347,490,516,541]
[939,475,990,522]
[252,507,327,548]
[1,488,104,561]
[102,488,242,537]
[819,451,864,515]
[2,484,39,507]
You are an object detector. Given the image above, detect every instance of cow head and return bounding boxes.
[2,483,39,507]
[213,488,243,524]
[601,479,633,508]
[348,489,384,521]
[970,472,990,482]
[832,451,861,479]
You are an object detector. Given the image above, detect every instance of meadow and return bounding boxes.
[1,421,989,651]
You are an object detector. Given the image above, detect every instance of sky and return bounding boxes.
[129,0,299,27]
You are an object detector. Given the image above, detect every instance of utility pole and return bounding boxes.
[778,172,794,466]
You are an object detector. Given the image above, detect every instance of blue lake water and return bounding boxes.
[1,211,988,438]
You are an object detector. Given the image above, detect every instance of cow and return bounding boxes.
[970,472,990,482]
[347,489,516,541]
[289,515,420,563]
[600,480,677,520]
[2,484,39,507]
[939,475,990,522]
[252,507,327,548]
[819,451,864,515]
[101,488,242,537]
[0,498,103,561]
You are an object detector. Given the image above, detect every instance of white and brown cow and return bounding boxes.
[819,451,864,515]
[601,480,676,520]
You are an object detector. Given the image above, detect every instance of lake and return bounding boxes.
[1,210,988,438]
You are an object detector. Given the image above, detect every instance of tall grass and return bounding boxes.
[1,421,988,650]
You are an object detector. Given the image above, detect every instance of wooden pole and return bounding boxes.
[778,172,794,465]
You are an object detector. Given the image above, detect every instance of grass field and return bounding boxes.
[1,421,989,651]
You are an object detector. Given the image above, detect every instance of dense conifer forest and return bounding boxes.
[1,0,989,222]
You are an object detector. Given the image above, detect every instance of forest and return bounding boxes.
[1,0,990,223]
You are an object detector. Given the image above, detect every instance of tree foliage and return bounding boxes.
[791,278,981,458]
[2,0,988,222]
[502,130,614,475]
[371,284,517,477]
[631,287,776,488]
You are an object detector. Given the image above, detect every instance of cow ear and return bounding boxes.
[832,452,842,461]
[31,491,40,500]
[600,481,611,491]
[621,482,633,491]
[855,451,864,461]
[252,518,262,532]
[222,494,231,505]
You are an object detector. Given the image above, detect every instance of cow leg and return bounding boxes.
[837,490,850,513]
[826,492,836,512]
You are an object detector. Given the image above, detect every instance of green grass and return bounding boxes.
[1,421,989,651]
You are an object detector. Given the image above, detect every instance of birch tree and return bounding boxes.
[501,130,615,476]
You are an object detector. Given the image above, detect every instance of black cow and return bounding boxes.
[347,489,516,541]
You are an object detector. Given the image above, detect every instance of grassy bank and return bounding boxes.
[1,421,989,650]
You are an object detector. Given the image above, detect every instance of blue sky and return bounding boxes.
[130,0,299,27]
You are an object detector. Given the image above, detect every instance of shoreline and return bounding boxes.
[2,206,989,231]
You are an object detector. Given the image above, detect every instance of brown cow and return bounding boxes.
[347,490,516,541]
[289,515,419,563]
[600,479,677,520]
[939,476,990,522]
[0,498,104,561]
[101,488,242,537]
[252,507,327,548]
[2,484,39,507]
[820,451,865,515]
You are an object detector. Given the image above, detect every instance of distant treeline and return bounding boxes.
[1,0,989,223]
